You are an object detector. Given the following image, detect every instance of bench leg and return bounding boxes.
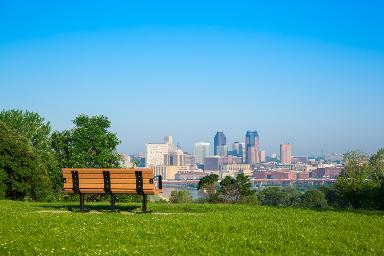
[80,193,85,211]
[142,194,148,212]
[111,194,116,211]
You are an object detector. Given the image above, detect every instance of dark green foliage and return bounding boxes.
[197,174,219,201]
[258,187,300,207]
[332,149,384,209]
[0,169,6,199]
[170,190,193,203]
[294,190,328,209]
[0,121,52,200]
[0,109,61,192]
[51,114,122,168]
[219,174,255,203]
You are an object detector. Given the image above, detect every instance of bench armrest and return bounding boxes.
[152,175,163,190]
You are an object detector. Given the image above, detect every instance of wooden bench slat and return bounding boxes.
[62,173,154,180]
[62,168,154,175]
[64,189,158,195]
[69,183,154,189]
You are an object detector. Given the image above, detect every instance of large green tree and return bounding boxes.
[332,150,383,209]
[0,109,60,191]
[51,114,122,168]
[219,174,254,203]
[0,121,52,200]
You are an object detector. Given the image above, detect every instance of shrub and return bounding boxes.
[170,190,193,204]
[294,190,328,209]
[258,187,300,207]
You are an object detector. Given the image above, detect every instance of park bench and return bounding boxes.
[62,168,162,212]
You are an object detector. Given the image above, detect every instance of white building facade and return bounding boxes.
[194,142,210,164]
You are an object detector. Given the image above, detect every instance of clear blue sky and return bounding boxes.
[1,1,383,155]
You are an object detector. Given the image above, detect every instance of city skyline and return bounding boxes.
[1,1,383,155]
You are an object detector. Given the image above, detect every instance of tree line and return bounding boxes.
[172,150,384,210]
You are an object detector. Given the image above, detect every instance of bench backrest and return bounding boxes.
[62,168,162,195]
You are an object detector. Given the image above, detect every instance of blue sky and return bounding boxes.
[1,1,383,155]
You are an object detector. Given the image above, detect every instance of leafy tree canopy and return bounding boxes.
[197,174,219,199]
[51,114,122,168]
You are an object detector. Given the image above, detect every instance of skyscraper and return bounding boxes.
[280,143,292,164]
[245,130,260,165]
[214,131,226,156]
[194,142,210,164]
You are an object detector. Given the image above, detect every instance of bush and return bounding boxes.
[0,121,52,200]
[258,187,300,207]
[170,190,193,204]
[294,190,328,209]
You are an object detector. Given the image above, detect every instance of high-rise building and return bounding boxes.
[145,143,169,167]
[280,143,292,164]
[259,150,266,163]
[164,135,173,145]
[214,131,226,156]
[245,130,260,165]
[232,142,246,160]
[194,142,210,164]
[216,145,228,157]
[164,135,173,151]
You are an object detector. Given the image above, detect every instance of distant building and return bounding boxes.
[220,155,243,165]
[121,154,131,167]
[194,142,210,164]
[280,143,292,164]
[254,170,296,180]
[259,150,266,163]
[175,171,207,180]
[245,130,260,165]
[312,167,342,178]
[164,135,173,147]
[220,163,252,175]
[204,156,221,171]
[183,153,195,167]
[232,142,246,159]
[216,145,228,157]
[164,147,185,166]
[214,131,226,156]
[145,143,169,167]
[291,156,308,164]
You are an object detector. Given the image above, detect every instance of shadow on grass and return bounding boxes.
[36,203,141,212]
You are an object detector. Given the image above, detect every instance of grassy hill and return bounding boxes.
[0,200,383,255]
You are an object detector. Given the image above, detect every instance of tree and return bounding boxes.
[197,174,219,201]
[0,109,60,191]
[51,114,122,168]
[330,150,384,209]
[0,121,51,200]
[294,190,328,209]
[219,174,255,203]
[169,190,193,203]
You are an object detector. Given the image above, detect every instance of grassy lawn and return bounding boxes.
[0,200,383,255]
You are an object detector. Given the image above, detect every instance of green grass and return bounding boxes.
[0,200,383,255]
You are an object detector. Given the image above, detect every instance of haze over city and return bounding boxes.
[1,1,384,155]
